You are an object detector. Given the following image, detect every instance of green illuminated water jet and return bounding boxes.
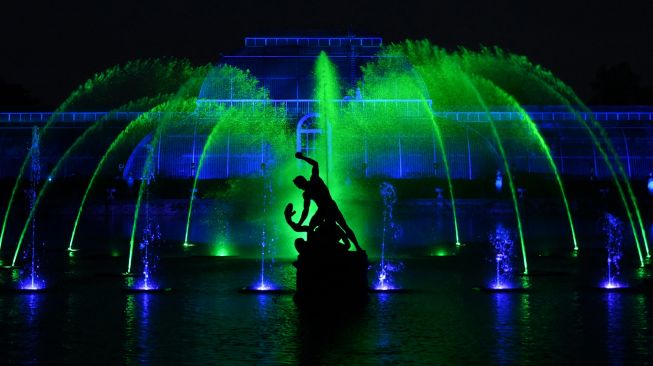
[465,74,529,275]
[0,112,64,255]
[67,106,172,253]
[411,64,462,246]
[0,158,28,255]
[183,117,219,247]
[126,99,200,273]
[1,59,207,259]
[534,73,649,260]
[67,64,210,255]
[423,101,461,245]
[314,51,340,185]
[452,45,644,262]
[183,105,289,247]
[404,60,462,245]
[183,65,289,249]
[13,115,120,264]
[481,80,579,251]
[12,97,170,263]
[525,74,645,265]
[6,39,649,274]
[374,40,646,262]
[354,51,463,249]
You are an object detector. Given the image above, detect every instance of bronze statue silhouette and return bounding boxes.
[292,152,362,252]
[284,203,350,253]
[288,153,369,301]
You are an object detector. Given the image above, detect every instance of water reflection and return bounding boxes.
[604,293,624,366]
[374,293,398,365]
[9,293,44,365]
[493,292,532,365]
[2,255,653,364]
[607,294,653,365]
[493,293,513,365]
[25,292,40,321]
[251,293,298,364]
[631,295,651,365]
[295,298,367,365]
[124,294,152,365]
[518,293,534,362]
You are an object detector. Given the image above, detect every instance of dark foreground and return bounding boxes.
[0,256,652,365]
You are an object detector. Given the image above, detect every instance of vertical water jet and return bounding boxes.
[19,127,45,290]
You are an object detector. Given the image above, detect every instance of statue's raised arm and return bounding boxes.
[295,152,319,179]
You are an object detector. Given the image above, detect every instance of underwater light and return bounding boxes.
[17,277,46,292]
[601,281,623,289]
[474,285,528,293]
[239,282,292,294]
[123,286,172,293]
[20,284,45,291]
[495,170,503,192]
[374,284,394,291]
[369,285,405,293]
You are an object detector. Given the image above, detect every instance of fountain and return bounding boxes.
[372,182,404,292]
[3,35,653,366]
[0,36,650,302]
[600,213,625,290]
[476,223,527,292]
[241,160,284,293]
[124,154,170,293]
[241,146,296,294]
[17,127,46,291]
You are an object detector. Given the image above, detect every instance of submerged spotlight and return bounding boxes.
[495,170,503,192]
[239,282,292,294]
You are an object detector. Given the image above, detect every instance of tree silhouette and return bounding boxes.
[0,78,40,110]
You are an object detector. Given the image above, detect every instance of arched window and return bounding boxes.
[296,113,321,155]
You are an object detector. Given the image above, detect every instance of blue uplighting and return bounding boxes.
[3,108,653,124]
[244,37,383,48]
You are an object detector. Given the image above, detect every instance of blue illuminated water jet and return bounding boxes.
[245,161,282,293]
[490,224,515,290]
[126,175,167,292]
[375,182,403,291]
[19,127,45,292]
[601,213,625,289]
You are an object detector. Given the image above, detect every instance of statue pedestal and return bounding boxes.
[293,249,368,302]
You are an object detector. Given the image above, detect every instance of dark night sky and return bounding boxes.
[1,0,652,109]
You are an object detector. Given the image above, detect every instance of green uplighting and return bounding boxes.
[431,248,451,257]
[212,243,232,257]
